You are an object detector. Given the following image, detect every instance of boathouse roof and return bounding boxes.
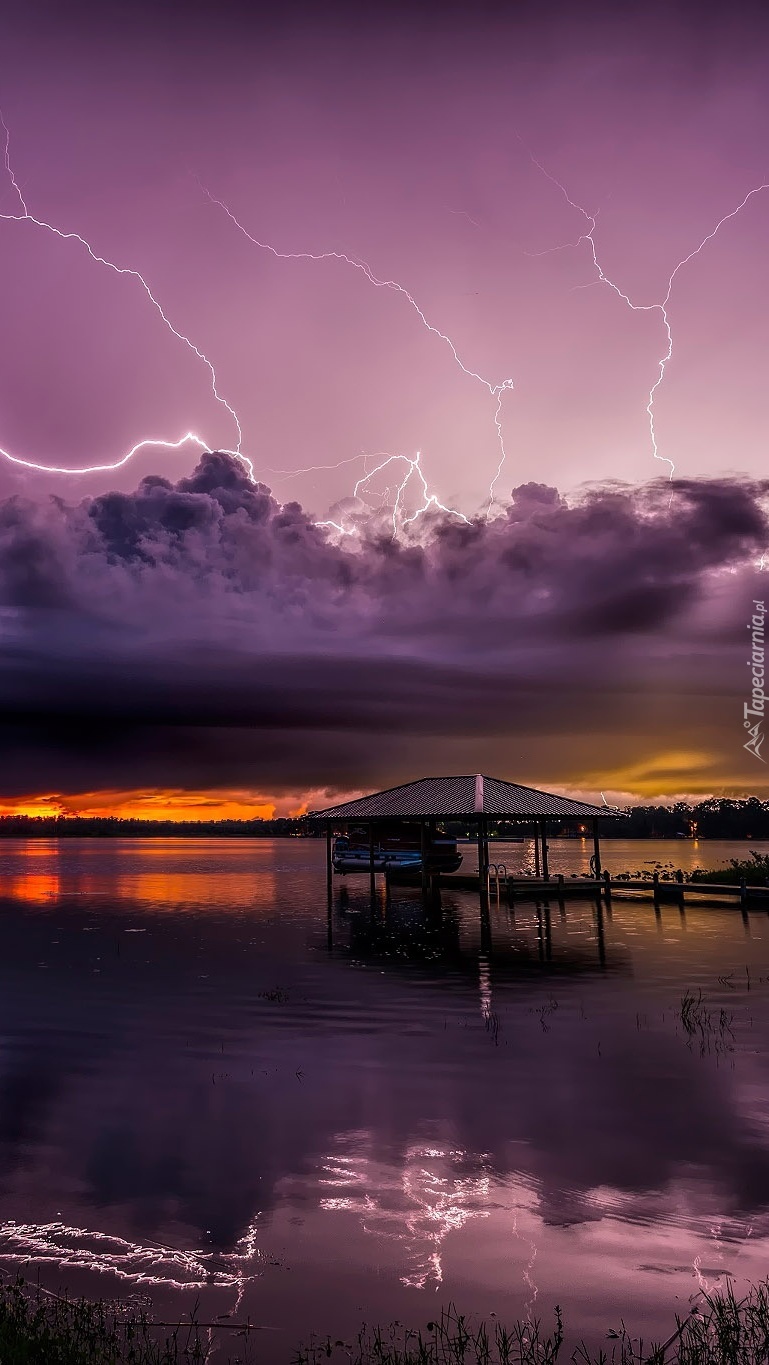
[309,775,622,822]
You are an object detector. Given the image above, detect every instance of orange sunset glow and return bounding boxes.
[0,790,281,821]
[0,761,763,827]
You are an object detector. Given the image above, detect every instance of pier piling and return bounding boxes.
[369,823,376,898]
[592,818,602,879]
[421,822,429,898]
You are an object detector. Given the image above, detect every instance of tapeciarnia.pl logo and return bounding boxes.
[744,599,766,762]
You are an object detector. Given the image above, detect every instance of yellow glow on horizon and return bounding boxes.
[578,750,724,801]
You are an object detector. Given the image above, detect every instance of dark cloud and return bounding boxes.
[0,454,766,797]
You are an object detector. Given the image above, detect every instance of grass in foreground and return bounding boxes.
[0,1278,223,1364]
[295,1286,769,1365]
[3,1277,769,1364]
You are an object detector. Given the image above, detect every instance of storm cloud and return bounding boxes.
[1,454,766,799]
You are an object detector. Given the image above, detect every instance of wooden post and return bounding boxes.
[652,871,660,907]
[740,877,748,908]
[326,822,333,893]
[369,822,376,897]
[533,823,540,879]
[484,818,490,883]
[477,818,489,900]
[603,869,612,901]
[557,873,565,908]
[540,820,549,881]
[421,821,429,897]
[592,818,602,880]
[428,820,440,898]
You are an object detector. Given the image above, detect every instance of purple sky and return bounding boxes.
[1,0,768,808]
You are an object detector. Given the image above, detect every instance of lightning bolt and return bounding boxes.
[0,115,474,534]
[0,430,210,477]
[281,448,472,539]
[3,111,28,216]
[199,182,513,517]
[6,109,765,528]
[522,139,769,482]
[353,450,471,537]
[0,112,252,482]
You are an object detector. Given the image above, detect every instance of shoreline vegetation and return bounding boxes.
[2,1278,769,1364]
[690,852,769,886]
[2,799,769,841]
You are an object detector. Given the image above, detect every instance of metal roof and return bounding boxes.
[309,775,622,822]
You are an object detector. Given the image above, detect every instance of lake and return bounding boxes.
[1,836,769,1361]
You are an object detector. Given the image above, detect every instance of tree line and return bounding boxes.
[0,815,304,838]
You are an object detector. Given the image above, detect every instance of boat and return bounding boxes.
[332,824,463,875]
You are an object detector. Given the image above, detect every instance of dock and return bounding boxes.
[424,869,769,907]
[310,773,624,897]
[309,774,768,911]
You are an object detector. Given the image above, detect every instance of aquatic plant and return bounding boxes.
[0,1277,224,1363]
[6,1275,769,1365]
[258,986,291,1003]
[294,1283,769,1365]
[532,998,560,1033]
[579,1283,769,1365]
[690,852,769,887]
[678,990,735,1057]
[294,1303,565,1365]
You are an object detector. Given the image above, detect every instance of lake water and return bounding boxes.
[1,836,769,1361]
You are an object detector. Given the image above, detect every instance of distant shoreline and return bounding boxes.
[1,819,768,841]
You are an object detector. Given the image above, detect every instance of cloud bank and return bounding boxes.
[1,454,766,802]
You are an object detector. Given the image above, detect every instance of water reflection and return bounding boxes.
[7,872,61,902]
[0,840,768,1346]
[318,1135,492,1289]
[0,1218,257,1291]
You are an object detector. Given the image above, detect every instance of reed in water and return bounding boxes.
[3,1276,769,1365]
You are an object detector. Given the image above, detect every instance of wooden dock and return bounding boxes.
[390,868,769,907]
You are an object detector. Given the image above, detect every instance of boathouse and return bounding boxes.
[310,773,620,892]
